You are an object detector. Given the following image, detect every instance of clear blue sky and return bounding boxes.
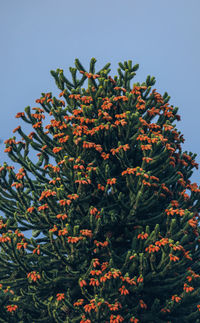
[1,0,200,184]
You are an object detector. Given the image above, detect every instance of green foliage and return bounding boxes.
[0,58,200,322]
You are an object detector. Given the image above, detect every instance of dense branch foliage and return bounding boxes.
[0,58,200,322]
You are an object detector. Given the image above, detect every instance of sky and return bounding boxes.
[0,0,200,231]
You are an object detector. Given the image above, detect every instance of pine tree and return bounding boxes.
[0,58,200,323]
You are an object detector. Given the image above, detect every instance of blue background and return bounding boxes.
[0,0,200,214]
